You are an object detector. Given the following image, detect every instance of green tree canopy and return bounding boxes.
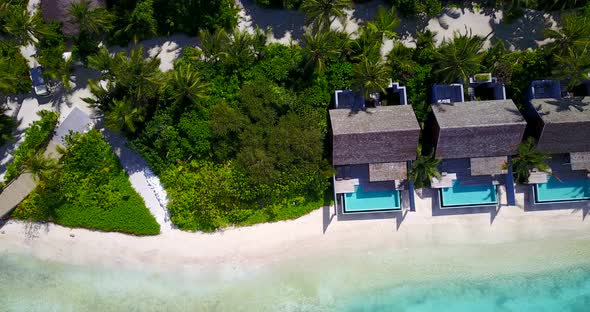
[433,31,485,88]
[67,0,114,36]
[543,13,590,54]
[552,45,590,91]
[512,137,551,184]
[301,0,352,32]
[352,56,390,98]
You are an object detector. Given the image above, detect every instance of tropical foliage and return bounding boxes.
[409,150,441,189]
[12,130,160,236]
[543,12,590,54]
[511,137,551,184]
[35,22,74,91]
[0,104,16,146]
[434,31,485,88]
[3,111,59,183]
[301,0,352,32]
[386,0,442,17]
[84,46,162,134]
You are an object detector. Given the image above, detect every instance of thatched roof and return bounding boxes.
[330,106,420,166]
[431,100,526,159]
[570,152,590,171]
[470,156,508,176]
[369,162,407,182]
[41,0,106,36]
[529,97,590,154]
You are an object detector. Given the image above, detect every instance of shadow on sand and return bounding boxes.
[239,0,306,41]
[428,187,501,225]
[331,207,407,231]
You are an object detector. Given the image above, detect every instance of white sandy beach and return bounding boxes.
[2,187,590,281]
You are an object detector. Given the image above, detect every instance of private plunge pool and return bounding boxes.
[534,176,590,203]
[343,185,401,213]
[439,180,498,208]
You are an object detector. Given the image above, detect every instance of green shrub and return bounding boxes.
[0,105,16,146]
[255,0,303,9]
[387,0,442,17]
[3,111,58,183]
[12,130,160,236]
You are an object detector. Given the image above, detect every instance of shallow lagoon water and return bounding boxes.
[2,238,590,312]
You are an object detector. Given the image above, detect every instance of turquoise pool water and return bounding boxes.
[344,185,400,213]
[535,176,590,203]
[440,180,497,208]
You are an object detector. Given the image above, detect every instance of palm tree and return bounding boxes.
[115,46,163,104]
[415,30,437,51]
[552,45,590,91]
[82,79,115,111]
[87,46,113,77]
[23,151,60,182]
[301,0,352,32]
[2,9,52,46]
[352,56,390,98]
[37,44,75,92]
[433,31,484,88]
[544,13,590,55]
[511,137,551,184]
[302,30,341,75]
[223,28,257,70]
[166,65,210,108]
[198,28,229,63]
[105,98,144,134]
[114,0,158,43]
[251,26,271,60]
[366,6,399,41]
[0,57,19,94]
[0,104,16,146]
[386,41,417,81]
[67,0,114,36]
[409,151,441,189]
[350,27,382,61]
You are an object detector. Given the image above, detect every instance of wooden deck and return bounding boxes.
[434,158,504,188]
[334,164,403,194]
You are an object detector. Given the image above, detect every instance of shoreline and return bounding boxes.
[2,188,590,279]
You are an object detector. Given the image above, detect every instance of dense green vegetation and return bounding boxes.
[511,137,551,183]
[78,0,590,229]
[0,104,15,147]
[12,130,160,235]
[85,36,335,231]
[0,0,35,95]
[3,110,58,183]
[106,0,237,44]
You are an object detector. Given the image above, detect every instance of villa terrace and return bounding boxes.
[426,94,526,208]
[330,83,420,213]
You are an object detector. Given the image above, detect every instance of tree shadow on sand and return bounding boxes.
[488,9,559,50]
[239,0,305,41]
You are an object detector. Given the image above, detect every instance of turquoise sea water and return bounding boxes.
[339,267,590,311]
[535,176,590,203]
[1,251,589,311]
[344,185,400,212]
[440,180,497,207]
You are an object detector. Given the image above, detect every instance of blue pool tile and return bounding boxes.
[535,177,590,203]
[344,185,400,213]
[440,180,497,208]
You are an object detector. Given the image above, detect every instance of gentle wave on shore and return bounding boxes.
[2,235,590,311]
